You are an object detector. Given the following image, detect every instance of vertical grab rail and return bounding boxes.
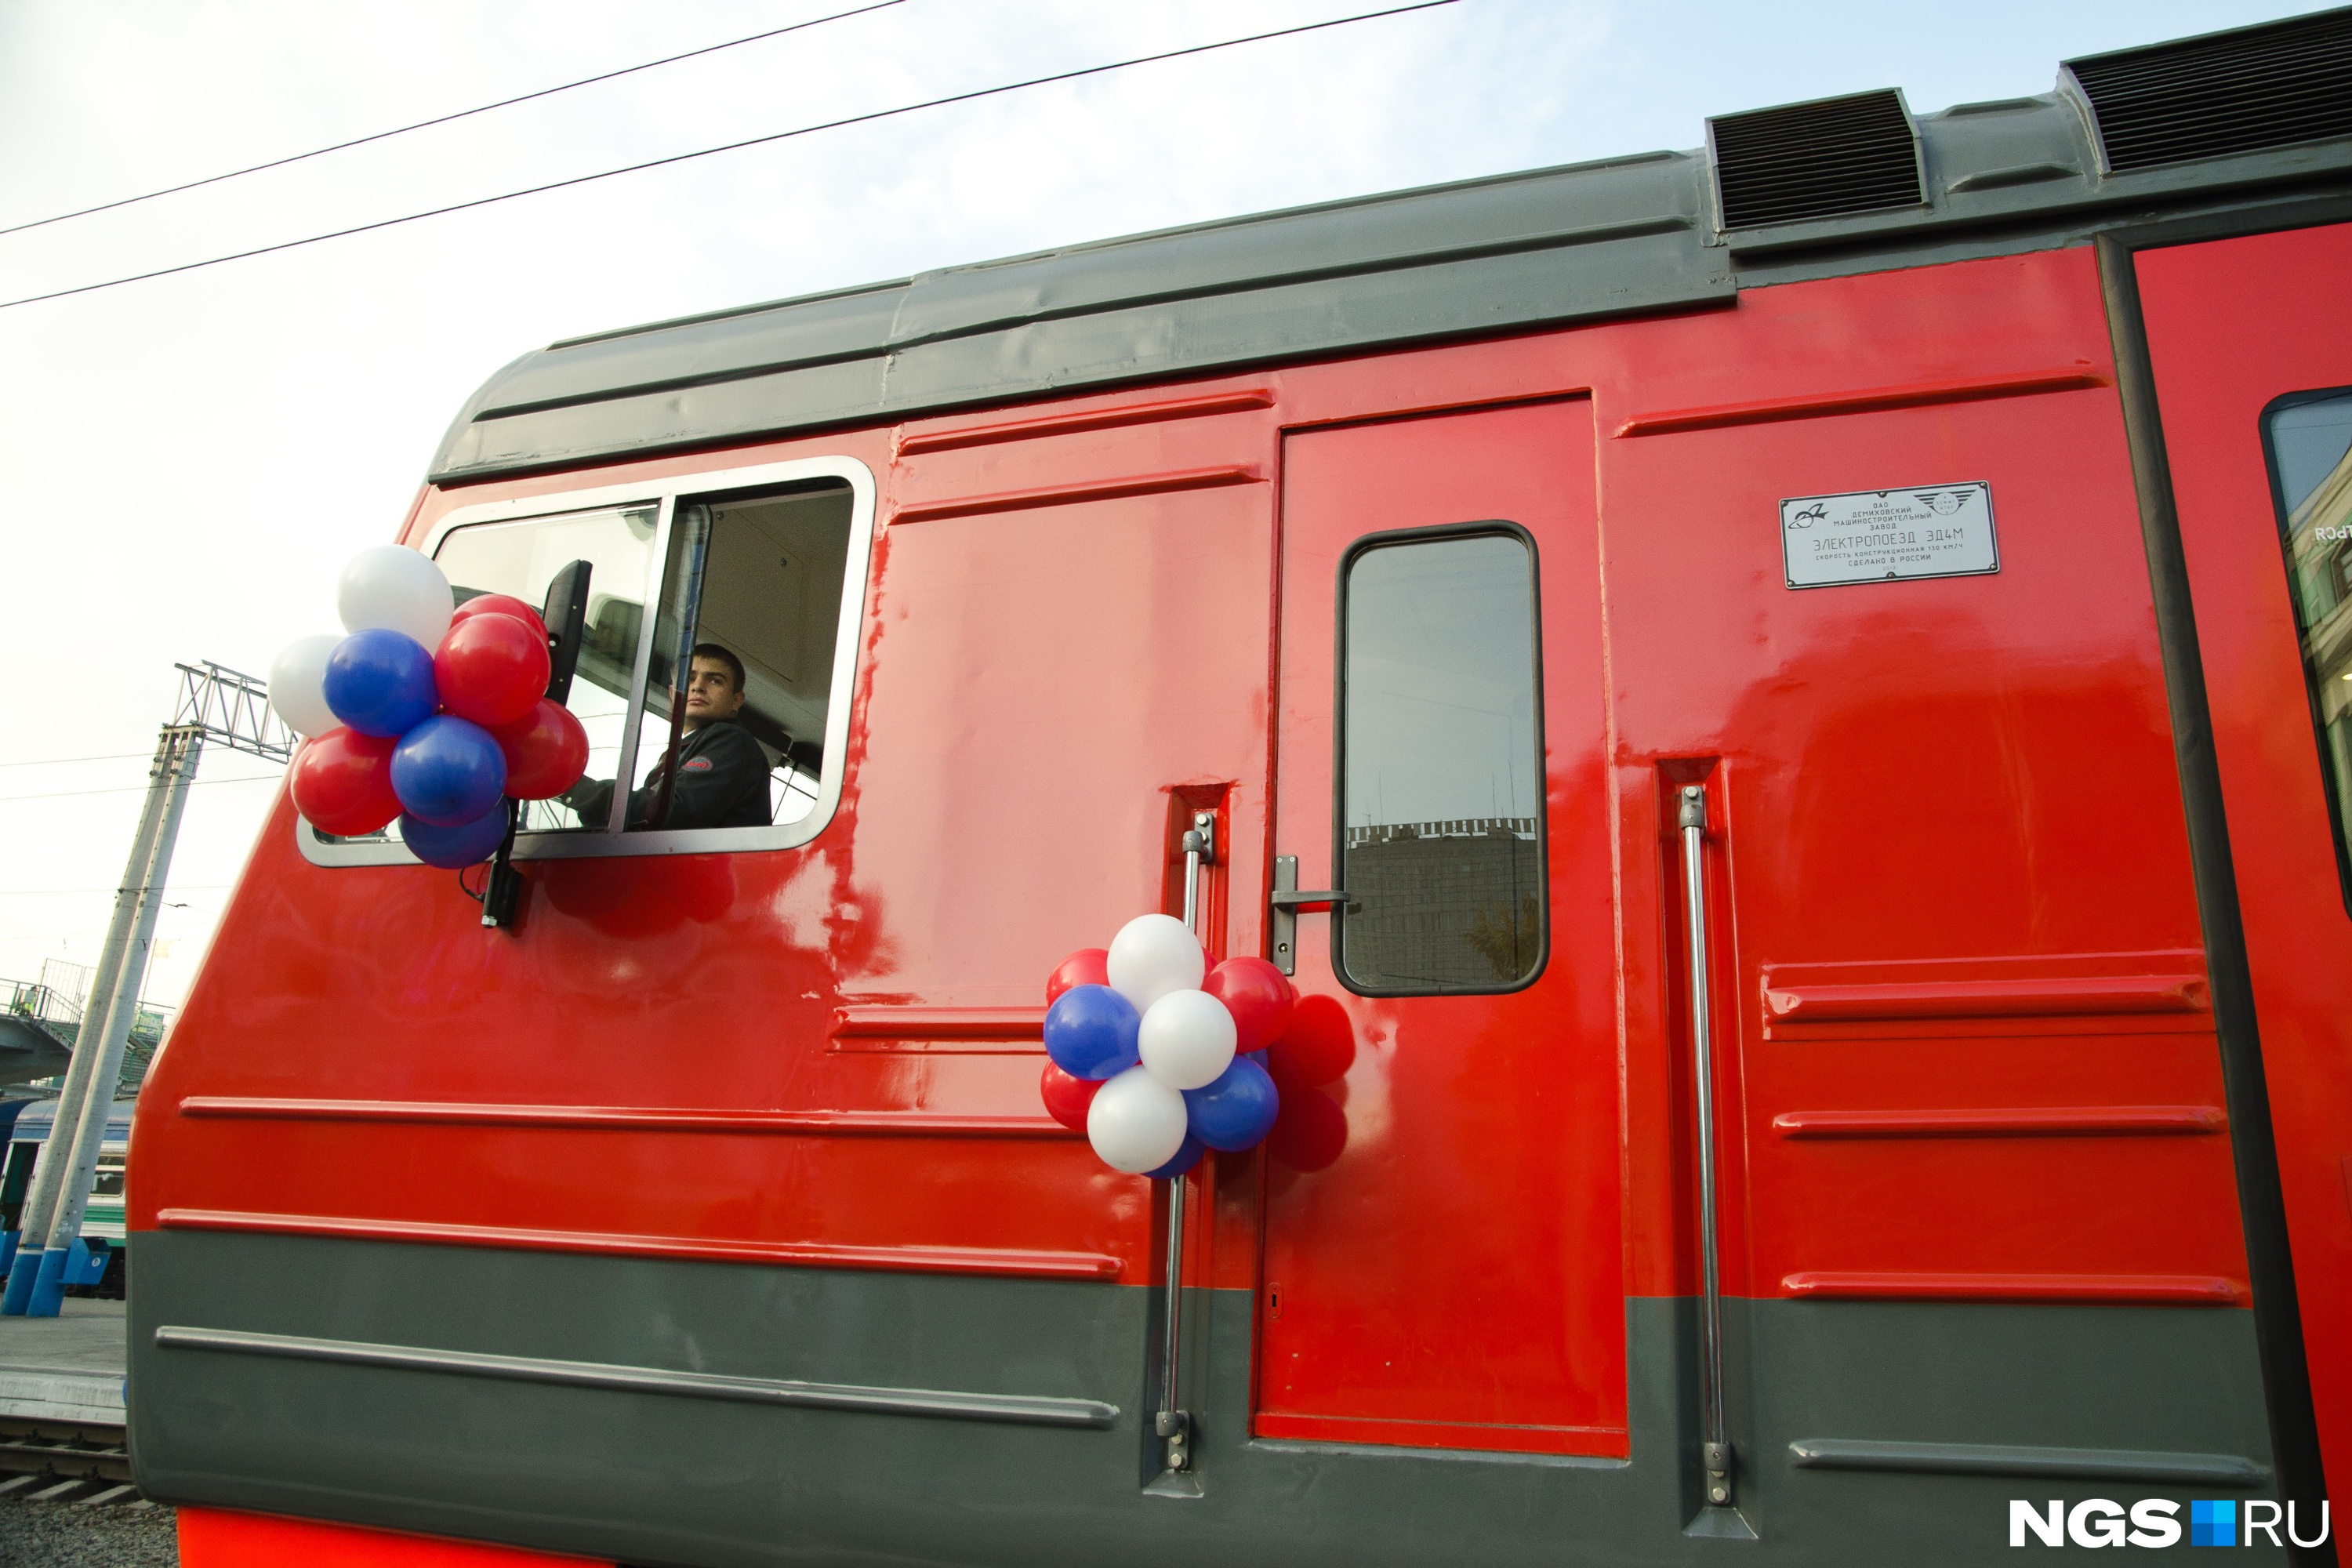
[1679,783,1736,1514]
[1156,1158,1192,1473]
[1155,809,1216,1478]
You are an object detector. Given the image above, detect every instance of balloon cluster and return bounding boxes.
[1039,914,1297,1178]
[269,546,590,869]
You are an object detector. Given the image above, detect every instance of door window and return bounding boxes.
[1336,527,1547,993]
[2260,390,2352,907]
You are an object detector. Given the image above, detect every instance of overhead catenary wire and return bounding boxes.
[0,0,1461,313]
[0,0,906,240]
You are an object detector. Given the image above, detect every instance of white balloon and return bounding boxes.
[338,544,454,649]
[267,633,343,739]
[1087,1065,1189,1174]
[1138,989,1238,1091]
[1106,913,1204,1012]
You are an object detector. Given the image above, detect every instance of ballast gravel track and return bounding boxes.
[0,1497,176,1566]
[0,1417,172,1566]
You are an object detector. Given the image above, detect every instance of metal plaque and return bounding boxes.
[1780,482,1998,590]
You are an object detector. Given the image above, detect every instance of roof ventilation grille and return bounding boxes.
[2066,7,2352,172]
[1708,89,1923,230]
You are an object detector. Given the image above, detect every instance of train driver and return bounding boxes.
[563,644,773,830]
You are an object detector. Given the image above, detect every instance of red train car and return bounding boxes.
[135,11,2352,1564]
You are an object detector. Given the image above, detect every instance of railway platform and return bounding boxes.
[0,1299,125,1424]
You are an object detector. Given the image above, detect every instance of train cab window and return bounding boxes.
[626,485,854,829]
[1335,527,1546,993]
[296,460,873,867]
[2261,392,2352,907]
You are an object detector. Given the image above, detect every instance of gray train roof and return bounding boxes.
[431,7,2352,485]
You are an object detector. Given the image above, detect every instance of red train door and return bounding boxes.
[1254,400,1627,1456]
[2131,223,2352,1505]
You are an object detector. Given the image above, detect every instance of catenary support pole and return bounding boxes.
[0,729,183,1315]
[24,727,201,1316]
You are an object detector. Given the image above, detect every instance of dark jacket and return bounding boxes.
[567,718,771,831]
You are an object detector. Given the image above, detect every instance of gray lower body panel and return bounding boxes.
[128,1232,2283,1566]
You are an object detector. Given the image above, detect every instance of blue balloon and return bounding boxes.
[1146,1134,1205,1181]
[399,804,510,869]
[1184,1054,1280,1152]
[390,715,508,826]
[1043,985,1141,1081]
[323,629,438,738]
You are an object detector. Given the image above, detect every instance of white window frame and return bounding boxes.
[296,454,876,866]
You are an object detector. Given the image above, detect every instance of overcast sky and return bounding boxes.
[0,0,2309,1009]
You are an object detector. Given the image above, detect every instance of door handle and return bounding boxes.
[1269,856,1357,976]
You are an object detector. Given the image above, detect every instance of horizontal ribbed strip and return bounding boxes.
[1789,1437,2267,1485]
[155,1325,1121,1429]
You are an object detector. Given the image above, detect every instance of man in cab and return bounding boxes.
[564,644,771,830]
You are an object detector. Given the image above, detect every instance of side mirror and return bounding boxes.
[482,559,592,935]
[540,560,591,703]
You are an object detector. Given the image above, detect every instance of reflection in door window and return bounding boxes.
[2263,392,2352,906]
[1338,530,1545,993]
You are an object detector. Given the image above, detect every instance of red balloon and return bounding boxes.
[289,728,401,836]
[492,699,590,799]
[1040,1060,1103,1132]
[435,612,552,728]
[1045,948,1111,1004]
[1204,956,1296,1054]
[451,593,550,645]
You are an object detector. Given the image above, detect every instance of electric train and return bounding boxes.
[131,10,2352,1564]
[1,1102,131,1296]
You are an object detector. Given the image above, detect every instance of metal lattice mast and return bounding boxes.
[2,662,292,1316]
[167,662,296,764]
